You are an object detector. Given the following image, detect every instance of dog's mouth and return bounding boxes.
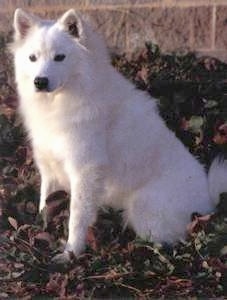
[35,88,50,93]
[35,88,56,94]
[35,84,65,94]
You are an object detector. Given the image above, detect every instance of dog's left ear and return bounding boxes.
[13,8,39,41]
[58,9,82,39]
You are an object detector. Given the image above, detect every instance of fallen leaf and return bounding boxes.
[34,232,53,249]
[213,123,227,145]
[187,213,212,235]
[188,116,204,133]
[4,96,18,109]
[8,216,18,230]
[86,226,98,251]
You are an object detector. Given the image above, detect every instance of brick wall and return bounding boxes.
[1,0,227,61]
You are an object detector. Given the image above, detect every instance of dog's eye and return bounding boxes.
[29,54,37,62]
[54,54,66,62]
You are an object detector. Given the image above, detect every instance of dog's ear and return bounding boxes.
[13,9,38,40]
[58,9,82,39]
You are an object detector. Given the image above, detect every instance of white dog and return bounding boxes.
[11,8,227,261]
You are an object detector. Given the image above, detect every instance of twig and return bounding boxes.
[84,271,135,281]
[114,282,142,296]
[14,237,42,264]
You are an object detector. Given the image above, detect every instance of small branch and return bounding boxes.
[114,282,142,296]
[84,271,135,281]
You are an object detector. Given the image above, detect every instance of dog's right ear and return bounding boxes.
[13,8,38,40]
[58,9,83,39]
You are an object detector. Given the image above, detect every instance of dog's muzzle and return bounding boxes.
[34,77,49,91]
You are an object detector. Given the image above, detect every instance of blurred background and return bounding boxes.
[1,0,227,61]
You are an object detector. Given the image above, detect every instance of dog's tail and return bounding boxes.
[208,157,227,204]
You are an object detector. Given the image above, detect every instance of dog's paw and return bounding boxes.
[51,251,73,265]
[39,200,46,214]
[39,206,48,229]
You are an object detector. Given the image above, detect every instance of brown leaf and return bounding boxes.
[15,147,27,166]
[213,123,227,145]
[34,232,53,249]
[208,258,227,272]
[187,213,212,235]
[180,117,190,131]
[136,66,148,82]
[46,273,68,297]
[26,201,37,214]
[8,217,18,230]
[203,57,217,71]
[86,226,98,251]
[4,95,18,109]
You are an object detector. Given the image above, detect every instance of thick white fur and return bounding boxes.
[12,9,227,257]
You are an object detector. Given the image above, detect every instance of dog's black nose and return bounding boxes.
[34,77,49,91]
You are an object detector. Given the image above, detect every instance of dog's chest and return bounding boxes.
[31,124,71,188]
[30,115,70,160]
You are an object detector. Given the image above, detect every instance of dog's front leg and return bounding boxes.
[34,150,58,214]
[65,180,98,255]
[38,164,60,213]
[38,170,61,229]
[39,174,53,213]
[52,165,105,263]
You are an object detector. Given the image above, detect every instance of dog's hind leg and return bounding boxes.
[124,180,197,244]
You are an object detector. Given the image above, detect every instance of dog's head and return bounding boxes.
[11,9,108,94]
